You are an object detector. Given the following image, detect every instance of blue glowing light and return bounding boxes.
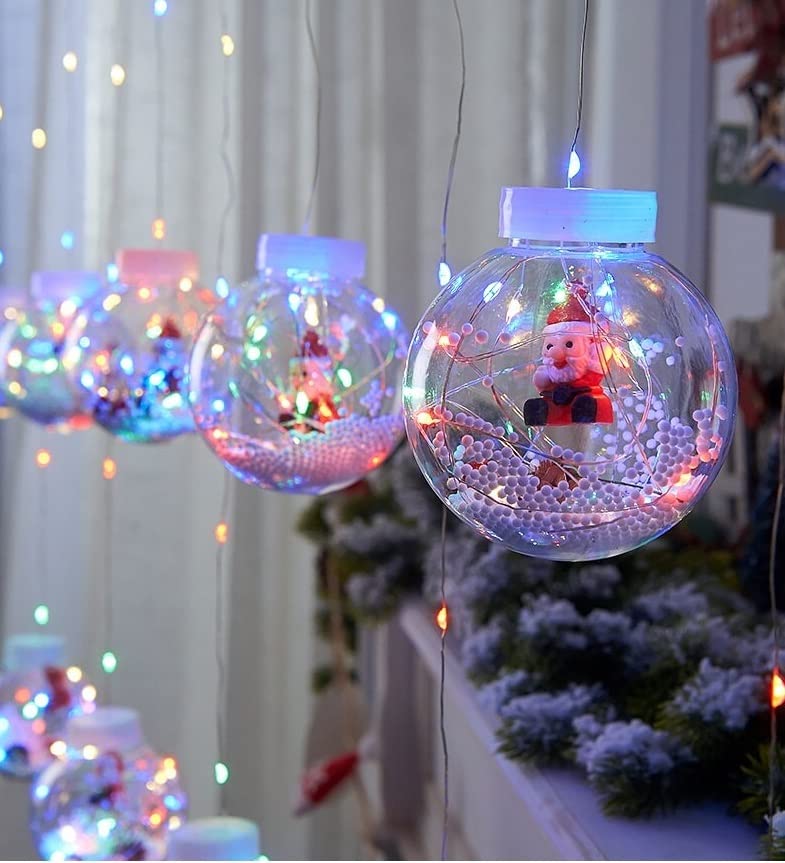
[437,261,451,287]
[0,748,6,763]
[60,231,75,250]
[153,0,168,15]
[34,784,49,801]
[148,369,166,387]
[163,794,181,810]
[33,692,49,709]
[212,398,225,412]
[119,354,134,375]
[568,149,581,182]
[0,717,9,734]
[80,370,95,388]
[287,293,302,312]
[79,335,90,349]
[0,250,4,266]
[382,310,398,331]
[106,263,119,282]
[215,276,229,299]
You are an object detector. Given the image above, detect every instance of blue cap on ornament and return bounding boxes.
[256,234,365,281]
[166,816,261,861]
[3,633,65,671]
[30,271,102,303]
[499,187,658,244]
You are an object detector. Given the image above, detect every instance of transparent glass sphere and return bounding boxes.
[31,708,187,861]
[0,661,95,779]
[64,250,214,443]
[189,235,409,494]
[0,274,100,426]
[404,189,737,561]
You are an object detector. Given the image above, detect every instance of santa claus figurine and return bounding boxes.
[523,288,614,426]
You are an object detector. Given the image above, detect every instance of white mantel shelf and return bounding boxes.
[373,603,760,861]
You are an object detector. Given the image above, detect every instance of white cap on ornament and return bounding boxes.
[166,816,261,861]
[30,271,102,303]
[3,633,66,671]
[256,233,365,281]
[66,706,144,753]
[499,187,657,244]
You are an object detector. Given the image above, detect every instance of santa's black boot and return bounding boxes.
[571,394,597,423]
[524,397,549,426]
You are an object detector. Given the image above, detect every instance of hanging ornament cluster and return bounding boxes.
[189,235,410,494]
[166,816,261,861]
[403,187,737,561]
[0,272,101,427]
[0,634,95,780]
[30,706,187,861]
[62,250,214,443]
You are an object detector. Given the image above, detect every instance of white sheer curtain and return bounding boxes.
[0,0,706,859]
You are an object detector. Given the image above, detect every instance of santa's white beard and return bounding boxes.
[542,354,590,383]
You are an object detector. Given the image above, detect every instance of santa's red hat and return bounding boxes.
[542,290,596,336]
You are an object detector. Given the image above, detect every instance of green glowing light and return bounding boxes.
[336,368,352,388]
[161,392,183,410]
[251,324,268,343]
[101,651,118,674]
[245,345,262,363]
[33,604,49,626]
[214,761,229,785]
[295,391,309,415]
[553,286,568,303]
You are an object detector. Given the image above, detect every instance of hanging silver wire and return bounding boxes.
[215,472,231,815]
[768,369,785,830]
[103,437,116,703]
[439,0,466,277]
[301,0,321,234]
[567,0,589,188]
[216,2,236,283]
[154,12,165,224]
[439,506,449,860]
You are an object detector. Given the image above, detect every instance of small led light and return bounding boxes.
[66,666,82,683]
[0,104,4,121]
[82,744,98,760]
[304,296,320,327]
[221,34,235,56]
[82,684,97,703]
[34,692,50,709]
[102,457,117,480]
[773,668,785,708]
[568,148,581,182]
[372,296,385,313]
[436,603,448,633]
[106,262,119,282]
[215,522,228,544]
[50,739,67,758]
[215,276,229,299]
[211,343,225,360]
[60,299,77,317]
[0,249,4,266]
[62,51,78,72]
[101,650,118,674]
[60,230,75,250]
[35,449,52,468]
[21,702,38,720]
[438,261,452,287]
[178,277,193,292]
[151,217,166,240]
[110,64,126,87]
[31,128,47,149]
[215,761,229,784]
[153,0,168,15]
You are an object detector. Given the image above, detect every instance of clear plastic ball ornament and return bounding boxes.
[0,273,101,427]
[404,188,737,561]
[166,816,261,861]
[64,250,215,443]
[31,707,187,861]
[189,235,410,494]
[0,634,96,780]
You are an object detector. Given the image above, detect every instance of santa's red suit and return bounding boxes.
[533,368,613,426]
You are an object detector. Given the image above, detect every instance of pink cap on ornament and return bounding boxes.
[67,706,144,753]
[256,234,365,281]
[116,249,199,287]
[166,817,261,861]
[499,187,657,244]
[3,633,66,671]
[30,271,102,303]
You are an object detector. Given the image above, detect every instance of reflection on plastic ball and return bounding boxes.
[189,235,409,494]
[0,273,100,426]
[65,250,215,443]
[0,635,95,780]
[30,707,187,861]
[404,188,737,561]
